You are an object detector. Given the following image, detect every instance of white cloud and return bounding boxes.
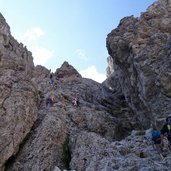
[74,49,88,61]
[18,27,54,66]
[32,47,54,65]
[19,27,44,42]
[79,66,106,83]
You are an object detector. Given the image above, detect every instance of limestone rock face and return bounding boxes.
[70,129,171,171]
[6,67,129,170]
[106,0,171,128]
[0,14,39,171]
[0,13,10,46]
[5,107,68,171]
[106,56,114,78]
[0,13,34,77]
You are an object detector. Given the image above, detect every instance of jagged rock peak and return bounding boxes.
[0,12,11,38]
[55,61,82,79]
[0,13,34,77]
[147,0,171,16]
[0,12,11,48]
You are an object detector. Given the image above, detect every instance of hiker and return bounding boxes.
[160,114,171,149]
[150,124,164,159]
[150,124,161,145]
[46,94,57,107]
[72,96,78,107]
[49,73,55,87]
[46,97,53,108]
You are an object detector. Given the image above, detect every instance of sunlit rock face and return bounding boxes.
[0,13,39,171]
[106,0,171,128]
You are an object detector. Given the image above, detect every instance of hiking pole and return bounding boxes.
[152,143,164,160]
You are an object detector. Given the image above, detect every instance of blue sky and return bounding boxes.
[1,0,156,82]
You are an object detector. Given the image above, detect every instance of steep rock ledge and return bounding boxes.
[0,13,39,171]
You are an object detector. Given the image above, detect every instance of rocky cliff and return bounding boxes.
[1,0,171,170]
[106,0,171,129]
[0,13,39,171]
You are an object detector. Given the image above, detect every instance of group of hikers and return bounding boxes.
[46,71,171,159]
[45,72,79,110]
[150,114,171,158]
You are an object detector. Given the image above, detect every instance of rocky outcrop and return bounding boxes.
[0,13,10,47]
[0,13,39,171]
[55,61,82,80]
[70,129,171,171]
[106,0,171,128]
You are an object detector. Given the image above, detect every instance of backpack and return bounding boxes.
[152,130,161,144]
[166,117,171,138]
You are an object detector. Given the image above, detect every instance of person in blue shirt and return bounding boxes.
[151,124,161,144]
[150,124,165,159]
